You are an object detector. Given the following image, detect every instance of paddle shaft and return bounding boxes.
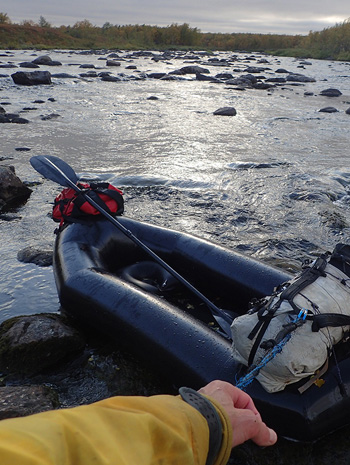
[33,156,233,336]
[85,191,232,329]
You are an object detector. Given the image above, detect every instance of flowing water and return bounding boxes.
[1,49,350,323]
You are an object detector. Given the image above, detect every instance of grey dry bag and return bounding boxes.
[231,244,350,393]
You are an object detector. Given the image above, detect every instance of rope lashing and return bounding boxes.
[235,309,308,391]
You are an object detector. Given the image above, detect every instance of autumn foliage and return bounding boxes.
[0,13,349,61]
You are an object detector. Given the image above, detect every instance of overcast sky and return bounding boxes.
[4,0,350,35]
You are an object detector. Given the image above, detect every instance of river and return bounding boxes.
[1,48,350,323]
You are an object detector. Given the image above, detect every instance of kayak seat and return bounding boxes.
[121,261,180,294]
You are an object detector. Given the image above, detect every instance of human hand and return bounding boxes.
[198,380,277,448]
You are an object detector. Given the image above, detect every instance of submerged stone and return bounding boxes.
[17,246,53,267]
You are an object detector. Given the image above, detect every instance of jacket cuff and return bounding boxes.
[179,387,222,465]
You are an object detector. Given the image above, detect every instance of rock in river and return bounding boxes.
[213,107,237,116]
[320,88,342,97]
[0,166,32,211]
[319,106,339,113]
[11,71,52,86]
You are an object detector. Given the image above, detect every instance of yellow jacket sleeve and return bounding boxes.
[0,393,232,465]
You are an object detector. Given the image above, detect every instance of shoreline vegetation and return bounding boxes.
[0,13,350,61]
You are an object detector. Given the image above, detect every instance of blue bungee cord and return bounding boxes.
[235,309,308,391]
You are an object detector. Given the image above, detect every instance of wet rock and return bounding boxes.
[213,106,237,116]
[0,114,11,123]
[79,63,96,69]
[346,108,350,115]
[32,55,62,66]
[19,62,40,68]
[79,71,98,78]
[101,75,122,82]
[266,77,286,83]
[51,73,77,79]
[320,88,342,97]
[0,385,57,420]
[195,73,221,82]
[253,82,275,90]
[0,314,85,375]
[225,77,253,88]
[245,66,268,73]
[11,70,52,86]
[215,73,234,80]
[40,113,61,121]
[319,106,339,113]
[286,73,316,83]
[160,75,184,81]
[0,166,32,210]
[9,116,29,124]
[106,60,121,67]
[170,65,210,75]
[147,72,167,79]
[17,246,53,266]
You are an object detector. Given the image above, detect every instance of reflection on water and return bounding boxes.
[0,49,350,322]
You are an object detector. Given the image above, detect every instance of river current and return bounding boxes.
[0,48,350,324]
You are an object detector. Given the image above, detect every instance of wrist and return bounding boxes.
[179,387,222,465]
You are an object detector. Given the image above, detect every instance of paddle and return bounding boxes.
[30,155,233,337]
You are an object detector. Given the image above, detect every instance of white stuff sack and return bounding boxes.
[231,261,350,393]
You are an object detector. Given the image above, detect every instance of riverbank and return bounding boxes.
[0,310,350,465]
[1,19,350,61]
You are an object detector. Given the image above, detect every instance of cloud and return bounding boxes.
[4,0,350,34]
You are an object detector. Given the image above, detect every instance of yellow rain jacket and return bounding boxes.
[0,392,232,465]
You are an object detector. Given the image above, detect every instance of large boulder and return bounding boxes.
[0,314,85,375]
[11,71,52,86]
[0,166,32,210]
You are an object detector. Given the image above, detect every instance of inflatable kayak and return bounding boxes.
[53,217,350,442]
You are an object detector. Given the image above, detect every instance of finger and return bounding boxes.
[251,421,278,447]
[231,410,277,448]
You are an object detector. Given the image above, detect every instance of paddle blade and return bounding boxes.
[30,155,79,188]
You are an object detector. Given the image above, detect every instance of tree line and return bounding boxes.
[0,12,349,61]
